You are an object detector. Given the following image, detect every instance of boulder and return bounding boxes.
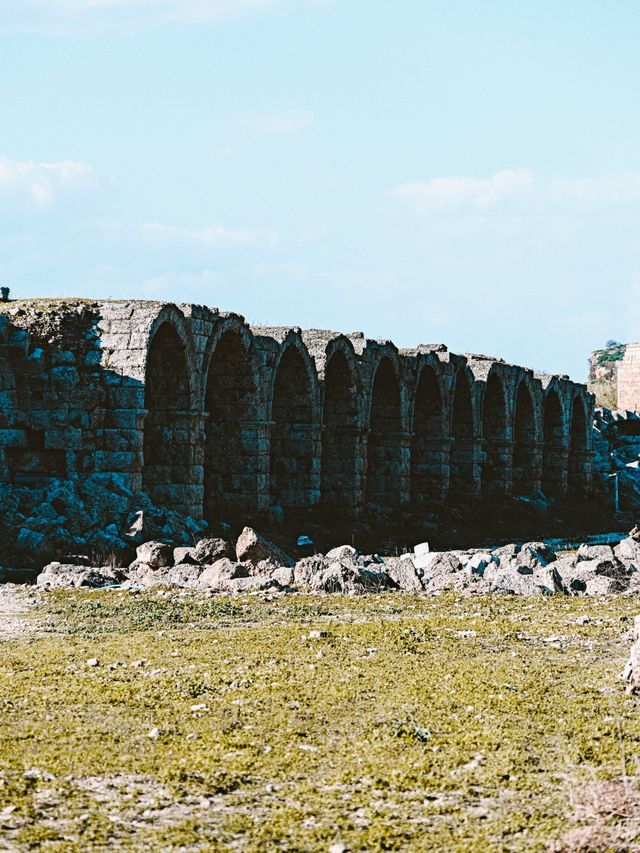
[325,545,358,562]
[296,558,393,594]
[385,557,424,591]
[294,556,328,588]
[615,537,640,565]
[167,563,204,589]
[235,527,294,568]
[198,558,248,588]
[193,538,235,565]
[271,566,295,587]
[492,543,520,558]
[173,546,197,565]
[135,541,173,569]
[487,565,559,596]
[577,543,615,562]
[463,553,492,575]
[585,575,627,596]
[224,576,281,593]
[517,542,552,571]
[36,562,122,589]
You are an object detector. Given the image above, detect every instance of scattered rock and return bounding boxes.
[36,562,122,589]
[235,527,294,568]
[135,541,173,569]
[193,538,235,565]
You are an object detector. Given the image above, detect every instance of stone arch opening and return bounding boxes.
[512,381,537,495]
[568,396,588,493]
[366,357,402,507]
[481,373,509,494]
[542,390,565,496]
[204,330,256,520]
[270,346,316,509]
[450,370,475,492]
[143,321,192,508]
[411,364,444,502]
[321,349,359,509]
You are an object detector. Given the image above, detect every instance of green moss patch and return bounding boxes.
[1,591,640,850]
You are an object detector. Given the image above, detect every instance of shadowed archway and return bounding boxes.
[482,373,509,495]
[450,370,475,492]
[321,349,360,510]
[513,381,537,495]
[568,396,588,494]
[366,357,403,507]
[143,322,192,508]
[411,364,445,502]
[204,330,256,520]
[542,390,565,496]
[270,346,316,509]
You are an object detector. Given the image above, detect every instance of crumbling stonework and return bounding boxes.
[0,299,595,527]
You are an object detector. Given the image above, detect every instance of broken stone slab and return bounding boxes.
[135,541,173,569]
[271,566,295,587]
[36,562,123,589]
[166,563,204,589]
[235,527,294,568]
[461,553,493,575]
[295,558,393,594]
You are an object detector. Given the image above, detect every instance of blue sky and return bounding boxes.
[1,0,639,380]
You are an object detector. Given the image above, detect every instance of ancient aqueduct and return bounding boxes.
[0,300,595,520]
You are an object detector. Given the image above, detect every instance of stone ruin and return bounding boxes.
[0,298,595,548]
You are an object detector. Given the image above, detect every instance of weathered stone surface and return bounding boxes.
[135,541,173,569]
[198,558,248,588]
[385,556,424,591]
[193,538,235,565]
[173,546,197,565]
[36,562,122,589]
[326,545,358,562]
[236,527,294,568]
[577,543,615,562]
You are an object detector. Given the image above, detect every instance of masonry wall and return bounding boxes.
[0,300,596,523]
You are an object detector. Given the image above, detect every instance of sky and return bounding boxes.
[1,1,640,381]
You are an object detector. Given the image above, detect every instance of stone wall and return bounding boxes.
[0,299,596,524]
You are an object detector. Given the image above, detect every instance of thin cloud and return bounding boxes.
[391,169,640,215]
[232,110,316,136]
[143,222,279,248]
[391,170,534,213]
[0,154,94,207]
[0,0,312,34]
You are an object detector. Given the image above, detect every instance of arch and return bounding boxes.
[365,356,403,507]
[321,347,360,509]
[481,372,509,494]
[143,321,193,508]
[204,328,257,520]
[450,368,476,492]
[541,390,565,496]
[568,395,588,493]
[411,363,445,502]
[270,343,317,509]
[512,380,537,495]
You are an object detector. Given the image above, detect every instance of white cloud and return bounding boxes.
[142,222,279,248]
[0,0,318,33]
[232,110,316,136]
[0,154,94,207]
[391,169,640,215]
[391,169,534,213]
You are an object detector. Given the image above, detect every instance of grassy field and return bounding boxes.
[2,589,640,851]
